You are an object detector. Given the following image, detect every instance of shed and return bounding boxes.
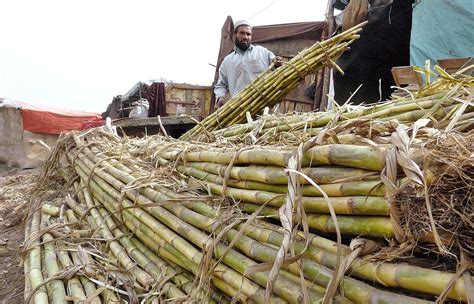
[0,98,102,168]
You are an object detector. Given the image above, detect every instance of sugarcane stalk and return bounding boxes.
[158,142,391,173]
[210,89,460,141]
[129,237,227,304]
[27,210,49,304]
[96,206,187,300]
[24,213,32,303]
[72,155,320,303]
[144,183,429,304]
[41,204,60,217]
[56,246,87,303]
[75,182,155,290]
[187,203,465,301]
[101,206,190,299]
[235,193,389,215]
[74,164,284,304]
[186,162,378,185]
[234,219,471,302]
[76,151,437,304]
[214,111,323,137]
[305,214,393,238]
[101,190,285,303]
[196,180,385,208]
[40,214,67,304]
[63,210,117,303]
[181,24,365,139]
[222,42,350,128]
[303,144,387,171]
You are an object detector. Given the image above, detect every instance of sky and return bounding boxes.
[0,0,327,113]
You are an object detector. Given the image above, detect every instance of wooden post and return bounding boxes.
[320,0,336,111]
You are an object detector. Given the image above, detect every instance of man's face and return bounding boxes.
[234,25,252,50]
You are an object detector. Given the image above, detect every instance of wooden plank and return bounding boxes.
[437,57,472,74]
[112,116,198,128]
[391,66,423,88]
[167,83,213,90]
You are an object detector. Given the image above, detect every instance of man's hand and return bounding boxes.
[215,97,225,109]
[273,56,284,68]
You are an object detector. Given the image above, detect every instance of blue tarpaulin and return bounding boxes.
[410,0,474,68]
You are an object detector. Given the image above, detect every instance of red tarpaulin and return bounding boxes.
[18,102,104,135]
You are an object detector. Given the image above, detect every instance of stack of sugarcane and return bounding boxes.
[149,139,395,239]
[24,130,471,303]
[23,202,124,303]
[147,124,472,255]
[180,22,366,141]
[24,187,231,303]
[204,65,474,144]
[24,63,473,303]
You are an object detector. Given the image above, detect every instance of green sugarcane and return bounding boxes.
[197,180,386,210]
[186,162,378,185]
[56,246,87,303]
[187,199,464,302]
[181,24,364,139]
[40,214,67,304]
[147,187,422,303]
[177,164,385,199]
[96,205,187,300]
[76,182,155,290]
[72,155,321,303]
[77,152,435,304]
[27,210,49,304]
[236,194,389,215]
[73,156,334,299]
[210,88,460,141]
[237,220,471,302]
[129,237,227,304]
[97,187,285,304]
[303,144,387,171]
[74,164,284,304]
[159,142,390,173]
[64,207,121,303]
[143,189,399,303]
[63,210,104,304]
[221,41,355,129]
[305,214,394,238]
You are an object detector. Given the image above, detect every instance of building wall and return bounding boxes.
[0,108,58,168]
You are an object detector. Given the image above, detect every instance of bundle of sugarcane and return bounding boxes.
[205,65,474,144]
[30,129,472,303]
[23,189,227,303]
[129,132,415,239]
[138,118,474,259]
[180,22,366,141]
[23,202,123,303]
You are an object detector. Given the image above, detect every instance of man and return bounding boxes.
[214,20,276,108]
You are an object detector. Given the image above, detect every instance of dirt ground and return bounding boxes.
[0,163,40,304]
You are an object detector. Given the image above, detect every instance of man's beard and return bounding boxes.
[235,39,250,51]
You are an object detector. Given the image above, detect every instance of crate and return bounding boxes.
[437,57,472,74]
[391,66,423,90]
[165,83,213,118]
